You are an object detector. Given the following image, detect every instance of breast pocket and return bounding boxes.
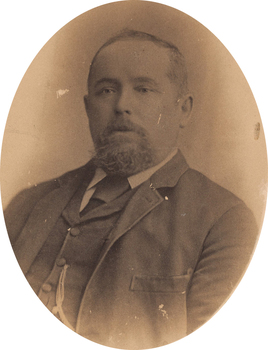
[130,273,192,293]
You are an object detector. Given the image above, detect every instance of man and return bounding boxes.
[4,30,258,349]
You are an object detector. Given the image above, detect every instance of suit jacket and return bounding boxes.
[4,151,258,349]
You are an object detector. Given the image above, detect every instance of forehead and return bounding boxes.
[89,40,172,83]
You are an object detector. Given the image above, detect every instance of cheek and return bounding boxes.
[88,103,112,130]
[88,114,106,144]
[151,106,180,141]
[138,101,164,126]
[150,104,175,129]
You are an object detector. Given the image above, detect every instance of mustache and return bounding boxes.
[100,118,148,139]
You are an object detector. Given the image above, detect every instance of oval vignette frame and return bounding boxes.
[0,1,267,350]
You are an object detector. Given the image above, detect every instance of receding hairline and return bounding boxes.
[87,30,189,95]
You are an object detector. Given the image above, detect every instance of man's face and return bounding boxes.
[85,40,192,176]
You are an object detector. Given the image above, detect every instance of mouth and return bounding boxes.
[112,130,134,134]
[110,130,140,140]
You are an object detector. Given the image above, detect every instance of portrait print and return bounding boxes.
[1,1,267,350]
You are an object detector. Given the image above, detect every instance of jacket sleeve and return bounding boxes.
[186,202,259,334]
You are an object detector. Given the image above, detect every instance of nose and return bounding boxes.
[114,88,132,115]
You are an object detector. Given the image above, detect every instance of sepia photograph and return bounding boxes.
[1,1,267,349]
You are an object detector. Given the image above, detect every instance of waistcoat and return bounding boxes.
[26,178,135,329]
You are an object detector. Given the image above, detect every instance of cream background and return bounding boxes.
[0,1,267,350]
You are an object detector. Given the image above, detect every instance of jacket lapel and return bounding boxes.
[93,179,164,268]
[13,162,95,274]
[100,149,189,251]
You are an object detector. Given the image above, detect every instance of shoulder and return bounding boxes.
[5,163,90,210]
[182,168,235,193]
[171,167,256,227]
[3,162,91,243]
[179,167,243,205]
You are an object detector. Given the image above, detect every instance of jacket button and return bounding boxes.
[42,283,52,293]
[56,258,66,267]
[70,227,80,237]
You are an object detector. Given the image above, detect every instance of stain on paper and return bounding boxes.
[254,122,261,140]
[158,304,168,319]
[56,89,70,99]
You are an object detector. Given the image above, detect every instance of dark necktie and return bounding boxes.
[80,176,130,216]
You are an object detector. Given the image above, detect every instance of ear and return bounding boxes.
[84,95,90,119]
[177,93,193,128]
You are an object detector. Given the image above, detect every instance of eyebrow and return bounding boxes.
[132,77,160,87]
[93,76,160,89]
[94,78,119,88]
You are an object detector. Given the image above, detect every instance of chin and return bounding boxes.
[93,134,156,176]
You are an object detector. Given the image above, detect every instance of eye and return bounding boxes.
[95,87,117,96]
[135,86,152,93]
[100,88,117,94]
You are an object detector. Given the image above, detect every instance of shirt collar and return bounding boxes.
[86,149,178,191]
[86,167,107,190]
[127,149,178,189]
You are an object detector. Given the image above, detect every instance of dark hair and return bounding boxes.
[87,29,188,96]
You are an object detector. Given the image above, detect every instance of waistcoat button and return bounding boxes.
[70,227,80,237]
[56,258,67,267]
[42,283,52,293]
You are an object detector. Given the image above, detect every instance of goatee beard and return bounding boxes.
[92,118,156,177]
